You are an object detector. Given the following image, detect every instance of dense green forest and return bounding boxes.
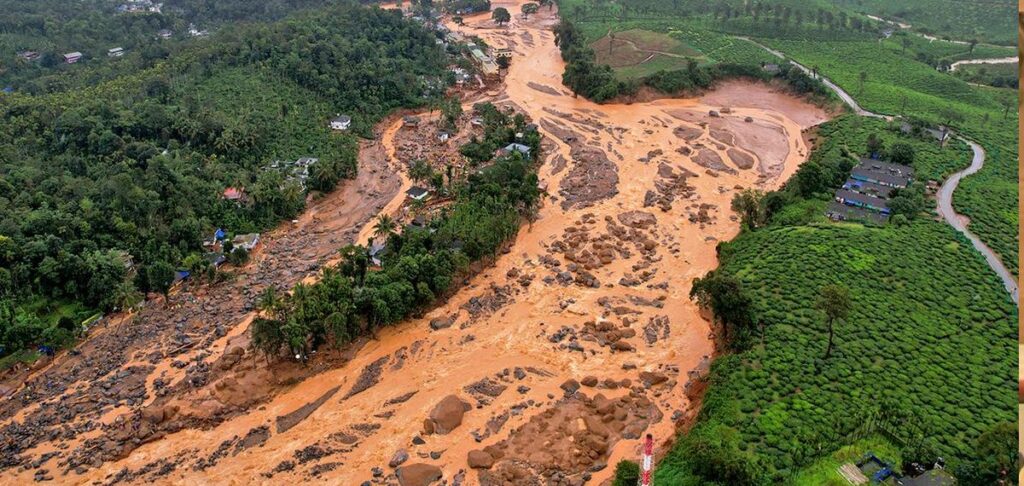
[251,104,541,360]
[0,0,402,90]
[0,3,448,356]
[655,115,1017,485]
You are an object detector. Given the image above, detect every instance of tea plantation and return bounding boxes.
[832,0,1017,45]
[655,219,1016,484]
[757,37,1019,274]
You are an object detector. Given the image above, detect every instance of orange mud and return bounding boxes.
[0,2,829,485]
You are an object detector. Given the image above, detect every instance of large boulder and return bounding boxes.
[425,395,471,435]
[141,405,178,424]
[559,379,580,395]
[429,315,455,331]
[467,449,495,469]
[396,463,443,486]
[639,371,668,388]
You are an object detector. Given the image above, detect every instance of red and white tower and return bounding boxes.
[640,433,654,486]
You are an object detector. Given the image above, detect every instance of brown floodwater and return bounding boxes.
[15,2,830,484]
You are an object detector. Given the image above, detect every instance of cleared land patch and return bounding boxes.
[590,29,704,77]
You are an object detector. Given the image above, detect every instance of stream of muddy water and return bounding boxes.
[0,2,829,485]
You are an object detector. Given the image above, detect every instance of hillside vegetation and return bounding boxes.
[0,4,447,357]
[758,37,1018,274]
[833,0,1017,45]
[252,104,542,360]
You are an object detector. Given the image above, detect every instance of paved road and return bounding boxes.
[949,56,1018,71]
[936,140,1019,303]
[739,37,1019,303]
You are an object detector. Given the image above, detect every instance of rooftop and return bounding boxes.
[835,188,889,212]
[406,186,429,199]
[852,158,914,188]
[842,179,894,198]
[925,127,950,141]
[223,187,244,200]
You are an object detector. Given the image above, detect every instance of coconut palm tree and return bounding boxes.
[257,286,281,316]
[373,214,397,240]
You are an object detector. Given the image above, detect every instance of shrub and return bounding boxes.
[611,460,640,486]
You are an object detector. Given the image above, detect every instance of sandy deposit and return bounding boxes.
[0,1,829,485]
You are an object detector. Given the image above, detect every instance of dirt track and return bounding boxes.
[0,2,830,485]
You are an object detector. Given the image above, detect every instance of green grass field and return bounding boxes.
[590,29,705,78]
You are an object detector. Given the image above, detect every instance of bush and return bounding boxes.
[611,460,640,486]
[228,248,250,266]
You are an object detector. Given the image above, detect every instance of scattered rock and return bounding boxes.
[639,371,669,388]
[467,449,495,469]
[396,463,443,486]
[425,395,471,435]
[389,449,410,468]
[429,316,456,331]
[559,379,580,395]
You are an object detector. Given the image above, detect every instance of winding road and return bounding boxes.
[949,56,1019,71]
[739,37,1019,303]
[937,141,1019,302]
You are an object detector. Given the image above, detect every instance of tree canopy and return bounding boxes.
[0,3,448,356]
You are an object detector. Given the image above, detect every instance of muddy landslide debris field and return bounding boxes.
[0,1,827,485]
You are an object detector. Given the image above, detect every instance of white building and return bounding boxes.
[330,115,352,131]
